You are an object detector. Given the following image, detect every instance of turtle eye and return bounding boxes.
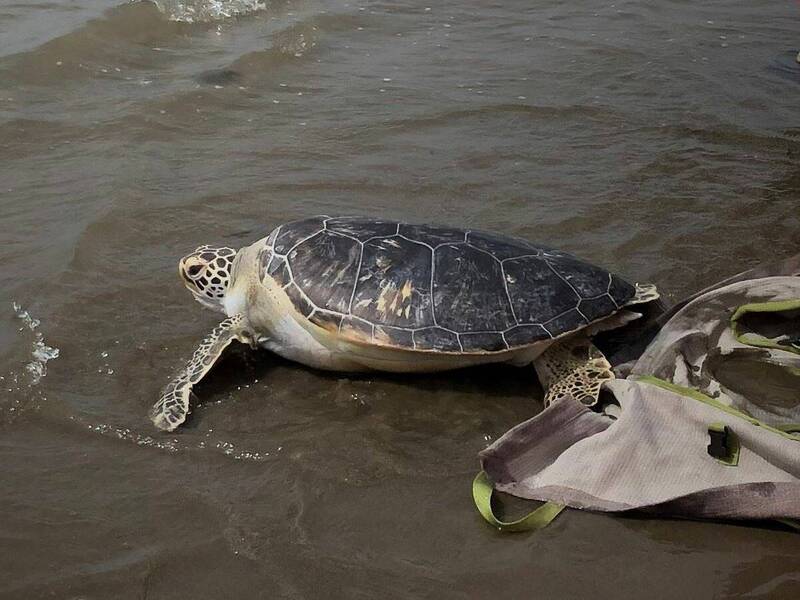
[187,265,203,278]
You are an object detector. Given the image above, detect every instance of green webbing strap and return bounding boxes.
[776,423,800,434]
[636,376,800,443]
[472,471,565,533]
[731,299,800,356]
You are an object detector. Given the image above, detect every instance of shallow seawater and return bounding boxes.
[2,0,800,597]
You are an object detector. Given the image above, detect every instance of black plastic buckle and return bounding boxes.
[707,424,739,466]
[707,426,730,460]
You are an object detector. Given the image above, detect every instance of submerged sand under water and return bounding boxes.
[1,0,800,598]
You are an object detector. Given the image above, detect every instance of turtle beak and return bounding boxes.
[178,260,192,287]
[178,260,203,298]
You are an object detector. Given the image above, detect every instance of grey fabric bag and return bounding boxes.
[478,266,800,526]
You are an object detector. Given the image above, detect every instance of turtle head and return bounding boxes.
[179,245,238,313]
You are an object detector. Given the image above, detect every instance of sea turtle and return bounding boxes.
[151,215,658,431]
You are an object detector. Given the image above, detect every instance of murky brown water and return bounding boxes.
[2,1,800,598]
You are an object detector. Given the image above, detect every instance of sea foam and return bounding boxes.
[147,0,267,23]
[12,302,59,385]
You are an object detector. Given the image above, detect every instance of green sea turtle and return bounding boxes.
[151,215,658,431]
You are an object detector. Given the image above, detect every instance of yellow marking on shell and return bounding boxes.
[401,280,413,300]
[375,280,413,319]
[376,285,391,316]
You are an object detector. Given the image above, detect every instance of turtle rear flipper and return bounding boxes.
[631,282,660,305]
[150,314,251,431]
[534,337,614,408]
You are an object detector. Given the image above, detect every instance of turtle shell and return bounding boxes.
[260,216,636,353]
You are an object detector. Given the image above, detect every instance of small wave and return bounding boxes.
[12,302,60,385]
[146,0,268,23]
[768,50,800,84]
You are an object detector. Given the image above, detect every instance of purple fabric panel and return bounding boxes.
[479,399,611,487]
[640,482,800,520]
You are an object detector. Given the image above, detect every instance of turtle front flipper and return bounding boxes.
[533,337,614,408]
[150,314,251,431]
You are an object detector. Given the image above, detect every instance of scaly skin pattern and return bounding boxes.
[533,336,614,408]
[150,314,247,431]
